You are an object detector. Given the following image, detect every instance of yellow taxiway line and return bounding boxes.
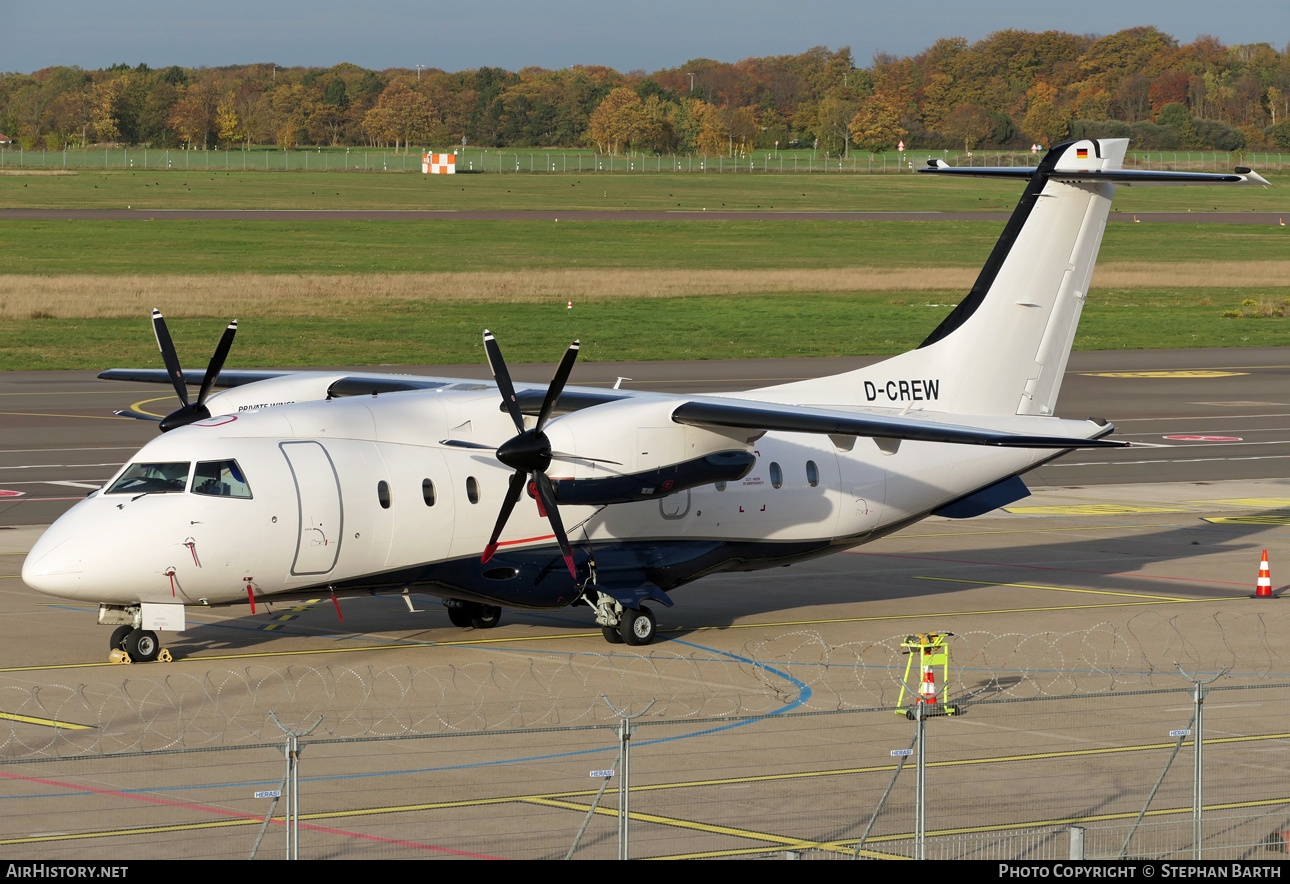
[915,575,1204,602]
[0,711,93,730]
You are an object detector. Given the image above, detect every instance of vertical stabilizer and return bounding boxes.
[748,138,1266,416]
[752,139,1125,416]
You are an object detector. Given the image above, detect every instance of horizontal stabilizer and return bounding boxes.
[920,158,1270,187]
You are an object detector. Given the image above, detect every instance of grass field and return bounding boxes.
[5,288,1289,370]
[1,220,1287,276]
[1,170,1287,369]
[1,167,1286,213]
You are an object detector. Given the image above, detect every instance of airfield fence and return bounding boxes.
[2,612,1289,860]
[1,146,1282,175]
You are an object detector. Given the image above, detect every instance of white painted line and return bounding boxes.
[0,463,125,470]
[1060,454,1290,467]
[1116,413,1290,423]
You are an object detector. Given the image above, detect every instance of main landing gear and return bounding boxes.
[108,625,170,663]
[444,600,502,630]
[593,593,658,646]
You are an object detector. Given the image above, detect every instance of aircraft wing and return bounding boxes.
[99,366,1122,448]
[99,368,291,387]
[671,398,1125,449]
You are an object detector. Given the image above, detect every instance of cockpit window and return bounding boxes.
[192,460,253,499]
[106,462,191,495]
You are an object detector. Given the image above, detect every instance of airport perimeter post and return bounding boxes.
[618,716,631,859]
[269,712,322,860]
[914,701,926,860]
[603,697,654,860]
[1177,664,1228,860]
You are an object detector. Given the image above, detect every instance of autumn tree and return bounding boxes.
[168,79,220,148]
[270,83,319,149]
[215,93,240,147]
[91,77,126,143]
[849,99,906,154]
[46,86,95,146]
[359,82,432,151]
[588,87,643,154]
[814,93,858,155]
[694,101,729,156]
[941,103,993,150]
[1022,99,1070,148]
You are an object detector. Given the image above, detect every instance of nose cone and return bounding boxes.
[22,523,84,599]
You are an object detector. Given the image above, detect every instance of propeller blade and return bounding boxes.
[550,451,622,466]
[113,410,163,421]
[482,470,528,564]
[150,309,189,407]
[483,329,525,434]
[196,319,237,407]
[439,439,498,451]
[535,340,580,433]
[534,472,577,580]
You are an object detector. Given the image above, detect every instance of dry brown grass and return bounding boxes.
[0,268,976,319]
[3,261,1286,319]
[1091,261,1290,290]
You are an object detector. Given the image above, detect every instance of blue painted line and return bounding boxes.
[2,637,811,800]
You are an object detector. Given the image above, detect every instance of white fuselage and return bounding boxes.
[22,383,1049,609]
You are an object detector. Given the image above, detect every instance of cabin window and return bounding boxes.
[107,462,190,495]
[192,460,253,498]
[466,476,480,504]
[769,462,783,489]
[806,460,820,488]
[377,480,391,509]
[422,479,436,506]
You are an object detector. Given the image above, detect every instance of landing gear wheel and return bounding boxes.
[620,607,656,646]
[601,624,624,644]
[446,603,473,628]
[109,625,132,652]
[124,629,160,663]
[470,605,502,629]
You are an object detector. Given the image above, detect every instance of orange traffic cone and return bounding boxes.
[1253,550,1276,599]
[918,663,938,705]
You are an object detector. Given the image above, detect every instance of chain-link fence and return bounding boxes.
[3,615,1289,859]
[3,146,1281,175]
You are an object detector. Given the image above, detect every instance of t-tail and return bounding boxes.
[755,138,1268,417]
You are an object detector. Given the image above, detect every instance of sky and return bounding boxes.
[7,0,1289,75]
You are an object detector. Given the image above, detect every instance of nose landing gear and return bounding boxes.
[591,592,659,646]
[108,625,170,663]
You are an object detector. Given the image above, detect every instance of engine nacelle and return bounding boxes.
[552,449,754,505]
[542,398,757,504]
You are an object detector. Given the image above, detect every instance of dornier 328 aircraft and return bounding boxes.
[22,139,1268,661]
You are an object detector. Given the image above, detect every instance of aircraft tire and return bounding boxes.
[601,625,624,644]
[125,629,161,663]
[620,608,656,646]
[109,625,132,652]
[470,605,502,629]
[446,603,474,628]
